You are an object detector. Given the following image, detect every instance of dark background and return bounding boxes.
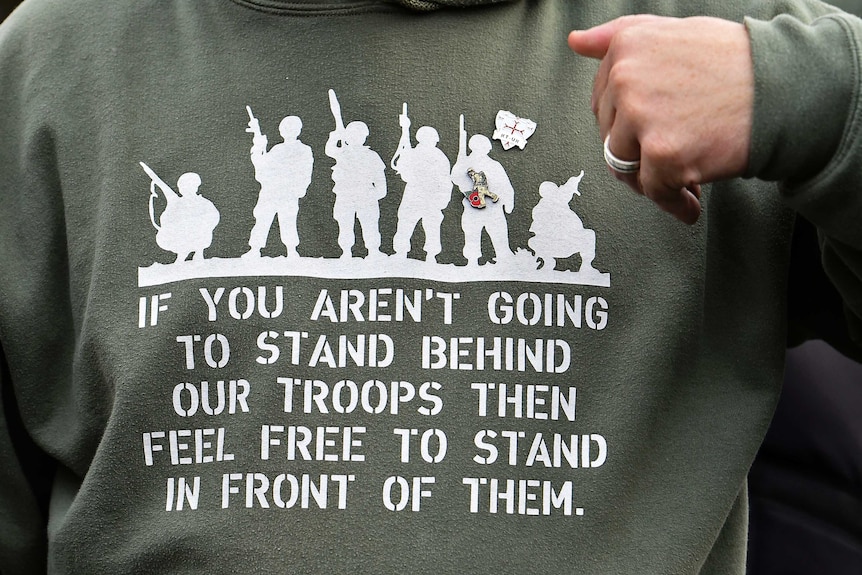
[0,0,18,21]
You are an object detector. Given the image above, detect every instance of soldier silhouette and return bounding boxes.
[451,119,514,266]
[529,172,599,273]
[243,109,313,258]
[140,163,220,264]
[390,103,452,262]
[325,90,387,258]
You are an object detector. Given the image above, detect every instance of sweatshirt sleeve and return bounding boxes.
[0,6,63,572]
[745,8,862,347]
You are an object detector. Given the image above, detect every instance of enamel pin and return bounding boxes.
[492,110,536,150]
[465,169,498,208]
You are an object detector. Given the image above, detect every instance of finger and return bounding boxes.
[594,75,613,139]
[644,184,702,225]
[639,162,702,224]
[609,168,642,196]
[567,16,643,59]
[567,14,667,58]
[604,124,641,175]
[663,188,702,225]
[591,53,611,118]
[595,44,640,162]
[604,130,644,197]
[567,24,618,59]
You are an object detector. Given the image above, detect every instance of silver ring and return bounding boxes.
[603,135,641,174]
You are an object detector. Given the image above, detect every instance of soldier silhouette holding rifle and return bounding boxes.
[139,162,220,264]
[325,89,387,259]
[390,103,452,262]
[243,106,313,258]
[451,115,514,266]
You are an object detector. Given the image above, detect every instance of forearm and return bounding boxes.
[746,8,862,346]
[746,13,859,191]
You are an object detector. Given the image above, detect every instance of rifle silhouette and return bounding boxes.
[391,102,410,171]
[328,89,345,137]
[245,105,261,136]
[139,161,177,231]
[457,114,468,164]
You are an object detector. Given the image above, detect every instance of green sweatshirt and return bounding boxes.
[0,0,860,573]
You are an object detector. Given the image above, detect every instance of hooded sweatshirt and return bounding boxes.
[0,0,860,573]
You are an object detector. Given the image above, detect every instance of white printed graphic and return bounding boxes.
[390,103,453,262]
[492,110,536,150]
[136,93,610,288]
[326,89,387,258]
[243,108,313,258]
[134,94,616,528]
[529,172,608,284]
[452,115,514,266]
[140,163,220,263]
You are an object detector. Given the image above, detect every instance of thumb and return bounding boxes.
[567,15,663,59]
[567,21,620,59]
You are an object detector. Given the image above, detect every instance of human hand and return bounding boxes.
[568,15,754,224]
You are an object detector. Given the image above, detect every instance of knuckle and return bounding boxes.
[606,60,635,93]
[641,135,680,167]
[613,24,645,51]
[606,62,647,122]
[613,95,645,125]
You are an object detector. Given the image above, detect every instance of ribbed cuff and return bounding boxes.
[745,14,858,185]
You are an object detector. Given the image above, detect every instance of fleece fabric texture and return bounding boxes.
[0,0,861,574]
